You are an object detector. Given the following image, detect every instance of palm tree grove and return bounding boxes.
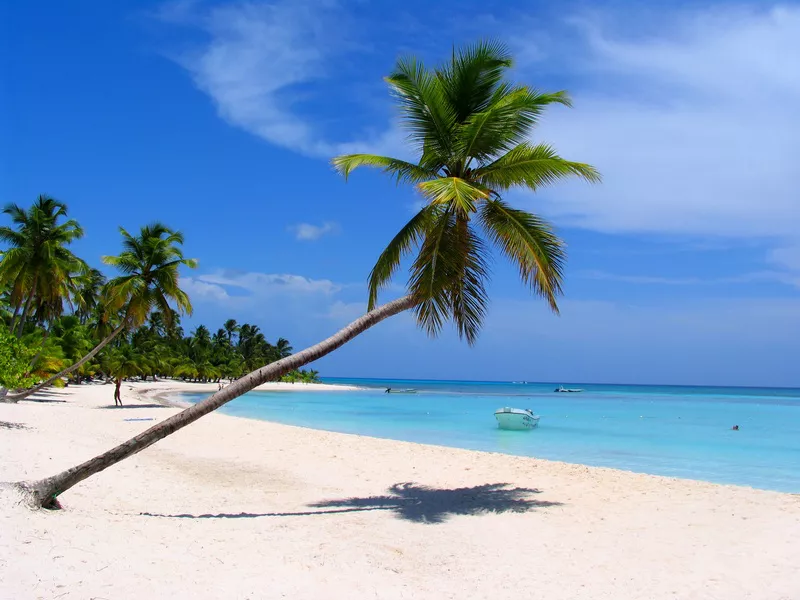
[0,200,318,404]
[1,43,597,508]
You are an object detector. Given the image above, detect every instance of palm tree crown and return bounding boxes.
[102,223,198,329]
[333,41,599,343]
[0,196,87,333]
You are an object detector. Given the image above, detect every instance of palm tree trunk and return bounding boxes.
[9,301,22,335]
[3,320,128,403]
[28,326,52,371]
[16,276,38,339]
[12,296,414,508]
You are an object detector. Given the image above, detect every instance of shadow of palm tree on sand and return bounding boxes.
[142,482,562,524]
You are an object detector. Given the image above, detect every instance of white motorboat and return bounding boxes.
[494,407,540,430]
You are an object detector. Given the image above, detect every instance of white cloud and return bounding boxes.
[578,269,800,287]
[769,245,800,271]
[289,221,339,241]
[180,276,230,302]
[158,0,406,158]
[323,300,366,323]
[520,6,800,246]
[182,270,342,307]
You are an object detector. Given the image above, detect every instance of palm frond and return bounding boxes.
[367,205,435,309]
[385,57,455,158]
[437,40,513,123]
[416,177,489,214]
[455,88,572,163]
[408,210,459,337]
[480,199,565,312]
[331,154,437,185]
[475,142,601,190]
[447,216,490,344]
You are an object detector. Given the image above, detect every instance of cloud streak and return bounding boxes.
[289,221,339,241]
[158,0,406,158]
[578,269,800,287]
[521,5,800,245]
[182,270,342,303]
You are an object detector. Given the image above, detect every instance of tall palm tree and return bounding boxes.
[0,196,86,337]
[74,269,107,325]
[275,337,293,358]
[4,223,197,401]
[11,42,599,508]
[223,318,239,346]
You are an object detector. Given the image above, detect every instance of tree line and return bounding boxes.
[0,196,317,403]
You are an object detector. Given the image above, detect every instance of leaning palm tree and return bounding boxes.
[9,41,599,508]
[3,223,197,402]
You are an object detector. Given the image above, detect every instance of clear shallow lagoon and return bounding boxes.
[181,379,800,493]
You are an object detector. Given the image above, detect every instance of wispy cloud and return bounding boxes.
[289,221,339,241]
[182,269,341,303]
[578,269,800,287]
[516,5,800,245]
[157,0,406,158]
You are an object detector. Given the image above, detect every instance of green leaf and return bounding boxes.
[416,177,489,214]
[476,142,601,191]
[330,154,437,184]
[480,199,565,312]
[367,205,435,310]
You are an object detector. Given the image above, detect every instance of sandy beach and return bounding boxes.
[1,381,799,600]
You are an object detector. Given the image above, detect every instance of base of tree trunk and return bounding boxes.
[0,393,20,404]
[2,480,61,510]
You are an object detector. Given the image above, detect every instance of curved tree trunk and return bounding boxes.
[3,321,128,403]
[13,295,414,508]
[16,276,38,339]
[27,326,52,372]
[9,302,22,336]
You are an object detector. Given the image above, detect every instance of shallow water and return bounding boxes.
[180,379,800,492]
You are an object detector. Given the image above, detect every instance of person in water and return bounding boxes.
[385,388,391,393]
[732,425,740,430]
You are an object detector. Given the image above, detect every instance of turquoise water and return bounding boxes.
[181,379,800,492]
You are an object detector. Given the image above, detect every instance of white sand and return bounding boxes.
[1,381,798,600]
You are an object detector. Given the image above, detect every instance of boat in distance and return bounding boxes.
[554,386,584,393]
[494,407,540,430]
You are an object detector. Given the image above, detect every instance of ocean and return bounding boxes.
[179,378,800,493]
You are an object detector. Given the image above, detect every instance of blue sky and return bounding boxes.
[3,0,799,386]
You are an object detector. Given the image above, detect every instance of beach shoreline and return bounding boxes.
[1,382,799,599]
[136,378,367,408]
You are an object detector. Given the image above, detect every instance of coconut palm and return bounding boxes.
[223,319,239,346]
[74,269,107,325]
[4,223,197,401]
[0,196,86,337]
[275,337,293,359]
[11,41,598,508]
